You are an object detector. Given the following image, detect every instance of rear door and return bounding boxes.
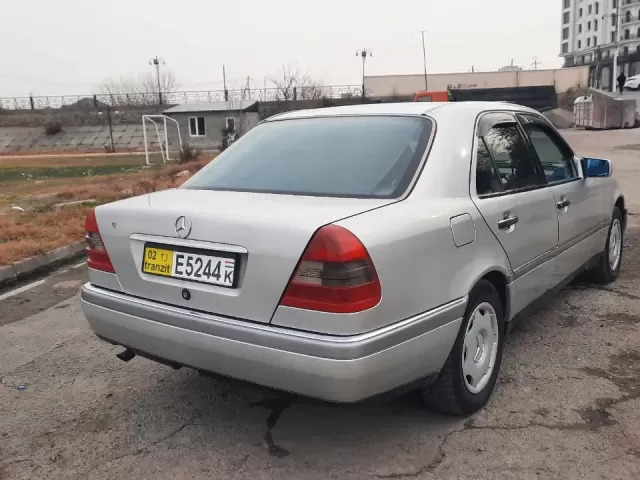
[517,114,607,285]
[472,112,559,312]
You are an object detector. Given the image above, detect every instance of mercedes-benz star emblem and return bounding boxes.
[175,216,192,239]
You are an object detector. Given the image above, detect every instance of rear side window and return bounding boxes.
[476,139,503,196]
[482,124,544,192]
[182,116,433,198]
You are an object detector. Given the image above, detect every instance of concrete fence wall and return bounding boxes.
[365,67,590,97]
[0,124,169,154]
[0,85,573,154]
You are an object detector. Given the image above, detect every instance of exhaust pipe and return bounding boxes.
[116,348,136,362]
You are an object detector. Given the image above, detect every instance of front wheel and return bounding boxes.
[589,207,624,284]
[422,280,505,416]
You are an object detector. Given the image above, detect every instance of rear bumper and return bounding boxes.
[80,283,465,402]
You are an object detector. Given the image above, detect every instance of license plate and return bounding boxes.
[142,245,236,287]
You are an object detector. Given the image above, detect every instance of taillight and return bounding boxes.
[85,208,115,273]
[280,225,382,313]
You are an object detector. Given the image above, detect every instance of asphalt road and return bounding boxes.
[1,129,640,479]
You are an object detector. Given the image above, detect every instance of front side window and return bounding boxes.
[481,124,544,192]
[182,116,433,198]
[189,116,206,136]
[520,120,577,183]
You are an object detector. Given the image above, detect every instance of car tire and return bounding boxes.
[588,207,624,284]
[421,279,505,416]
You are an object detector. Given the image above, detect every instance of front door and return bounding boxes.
[518,115,606,286]
[472,114,559,315]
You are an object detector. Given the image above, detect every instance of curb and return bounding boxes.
[0,242,85,289]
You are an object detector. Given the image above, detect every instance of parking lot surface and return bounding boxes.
[1,129,640,479]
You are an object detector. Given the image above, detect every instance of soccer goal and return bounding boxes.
[141,115,183,166]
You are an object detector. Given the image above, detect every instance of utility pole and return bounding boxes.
[106,105,115,153]
[420,30,428,90]
[149,56,165,105]
[223,65,228,101]
[355,48,373,103]
[602,7,621,91]
[531,56,542,70]
[613,0,621,89]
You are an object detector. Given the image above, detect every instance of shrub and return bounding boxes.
[44,121,63,135]
[178,142,198,164]
[131,179,158,196]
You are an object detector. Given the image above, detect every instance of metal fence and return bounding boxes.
[0,85,365,110]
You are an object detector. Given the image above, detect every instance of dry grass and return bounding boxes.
[0,205,90,266]
[0,154,160,169]
[0,154,214,266]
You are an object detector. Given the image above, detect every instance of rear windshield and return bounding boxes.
[181,115,434,198]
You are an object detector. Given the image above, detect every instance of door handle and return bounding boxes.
[498,215,519,230]
[557,198,571,209]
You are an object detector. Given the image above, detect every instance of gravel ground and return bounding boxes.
[1,129,639,480]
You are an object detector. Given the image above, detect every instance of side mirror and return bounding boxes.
[581,157,612,178]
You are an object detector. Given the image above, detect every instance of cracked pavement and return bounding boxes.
[1,129,640,479]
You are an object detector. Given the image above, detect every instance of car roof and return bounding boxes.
[266,101,539,121]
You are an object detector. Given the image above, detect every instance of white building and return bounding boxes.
[560,0,640,89]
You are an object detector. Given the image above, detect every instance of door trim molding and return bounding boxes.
[510,220,610,281]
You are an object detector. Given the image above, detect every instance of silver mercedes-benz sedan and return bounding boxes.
[81,102,626,415]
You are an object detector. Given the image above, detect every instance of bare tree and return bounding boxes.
[100,71,178,106]
[298,72,327,99]
[268,63,324,101]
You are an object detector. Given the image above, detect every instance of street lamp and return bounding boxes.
[356,48,373,103]
[149,56,166,105]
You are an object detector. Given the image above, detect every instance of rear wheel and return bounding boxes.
[422,279,505,416]
[589,207,624,284]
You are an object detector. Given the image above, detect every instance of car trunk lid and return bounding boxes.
[95,188,393,323]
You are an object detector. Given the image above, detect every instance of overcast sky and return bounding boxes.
[1,0,562,97]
